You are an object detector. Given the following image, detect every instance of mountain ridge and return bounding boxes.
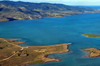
[0,1,100,22]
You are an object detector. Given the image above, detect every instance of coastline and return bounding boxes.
[0,15,68,22]
[0,38,72,66]
[44,43,71,62]
[81,48,100,58]
[0,13,96,22]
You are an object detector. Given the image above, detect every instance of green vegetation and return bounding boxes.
[0,1,100,22]
[0,38,71,66]
[82,34,100,38]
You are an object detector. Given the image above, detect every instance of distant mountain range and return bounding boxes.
[0,1,100,22]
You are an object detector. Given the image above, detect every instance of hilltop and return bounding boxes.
[0,1,100,22]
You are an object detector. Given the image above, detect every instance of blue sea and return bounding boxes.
[0,7,100,66]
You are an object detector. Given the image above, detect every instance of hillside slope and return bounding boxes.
[0,1,100,22]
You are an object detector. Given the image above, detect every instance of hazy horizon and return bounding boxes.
[1,0,99,6]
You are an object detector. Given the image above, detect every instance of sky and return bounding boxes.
[8,0,100,5]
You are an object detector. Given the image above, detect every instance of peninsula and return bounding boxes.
[0,1,100,22]
[81,48,100,58]
[0,38,71,66]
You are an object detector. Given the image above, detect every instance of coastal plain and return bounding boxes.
[0,38,71,66]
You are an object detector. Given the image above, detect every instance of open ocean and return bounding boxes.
[0,6,100,66]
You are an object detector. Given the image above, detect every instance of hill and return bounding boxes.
[0,1,100,22]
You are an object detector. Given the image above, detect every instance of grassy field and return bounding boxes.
[82,34,100,38]
[0,38,71,66]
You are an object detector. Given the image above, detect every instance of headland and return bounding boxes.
[0,38,71,66]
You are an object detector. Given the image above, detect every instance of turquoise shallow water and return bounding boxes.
[1,13,100,66]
